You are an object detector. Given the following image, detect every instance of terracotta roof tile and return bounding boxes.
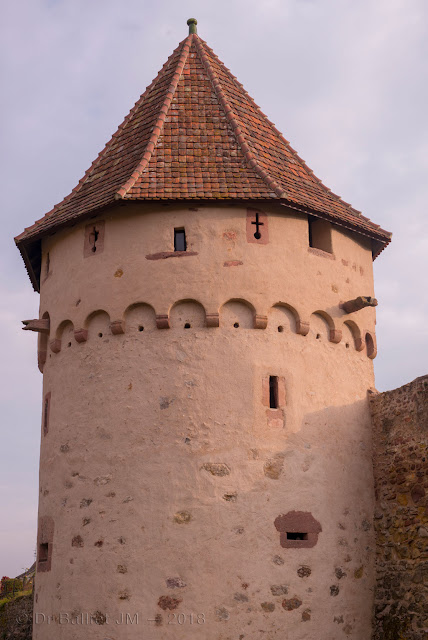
[16,29,391,290]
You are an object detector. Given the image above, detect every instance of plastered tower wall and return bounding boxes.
[33,201,378,639]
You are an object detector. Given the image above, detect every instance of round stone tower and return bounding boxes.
[16,19,391,640]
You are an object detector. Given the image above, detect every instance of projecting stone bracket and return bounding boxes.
[74,329,88,343]
[49,339,61,354]
[22,318,50,333]
[206,313,220,328]
[110,320,125,335]
[329,328,342,344]
[254,314,268,330]
[340,296,378,314]
[156,315,170,330]
[296,320,310,336]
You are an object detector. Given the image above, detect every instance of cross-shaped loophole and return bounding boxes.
[251,213,264,239]
[89,227,99,252]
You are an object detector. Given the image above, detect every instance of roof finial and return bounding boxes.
[187,18,197,35]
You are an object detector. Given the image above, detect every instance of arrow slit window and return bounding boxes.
[43,392,51,436]
[269,376,279,409]
[84,221,105,257]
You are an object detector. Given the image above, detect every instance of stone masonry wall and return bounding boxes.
[369,375,428,640]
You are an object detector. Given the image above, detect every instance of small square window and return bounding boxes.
[174,228,186,252]
[308,216,333,254]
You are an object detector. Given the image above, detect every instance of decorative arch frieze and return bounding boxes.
[37,298,374,358]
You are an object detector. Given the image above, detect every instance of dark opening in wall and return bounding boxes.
[274,511,322,549]
[43,393,51,436]
[39,542,49,563]
[269,376,279,409]
[174,228,186,252]
[287,532,308,540]
[365,332,375,358]
[308,216,333,254]
[90,227,99,252]
[84,220,105,257]
[45,252,50,278]
[184,323,191,329]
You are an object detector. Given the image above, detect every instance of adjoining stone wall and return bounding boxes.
[369,375,428,640]
[0,594,33,640]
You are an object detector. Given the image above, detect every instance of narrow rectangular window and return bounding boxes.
[308,218,314,248]
[174,228,186,252]
[39,542,49,563]
[43,392,51,436]
[269,376,279,409]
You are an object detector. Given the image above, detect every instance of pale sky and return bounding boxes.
[1,0,427,577]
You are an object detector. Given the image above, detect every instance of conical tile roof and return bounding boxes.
[16,22,391,290]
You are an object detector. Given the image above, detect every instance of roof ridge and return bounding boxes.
[194,36,287,199]
[115,35,192,199]
[15,45,188,243]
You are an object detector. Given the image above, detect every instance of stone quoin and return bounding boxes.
[16,17,419,640]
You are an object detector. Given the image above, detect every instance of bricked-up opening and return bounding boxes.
[287,532,308,540]
[269,376,279,409]
[39,542,49,563]
[308,216,333,254]
[174,228,186,252]
[43,392,51,436]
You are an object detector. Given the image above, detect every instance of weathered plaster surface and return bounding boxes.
[33,204,377,639]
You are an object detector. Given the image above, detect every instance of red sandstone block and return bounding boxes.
[110,320,125,335]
